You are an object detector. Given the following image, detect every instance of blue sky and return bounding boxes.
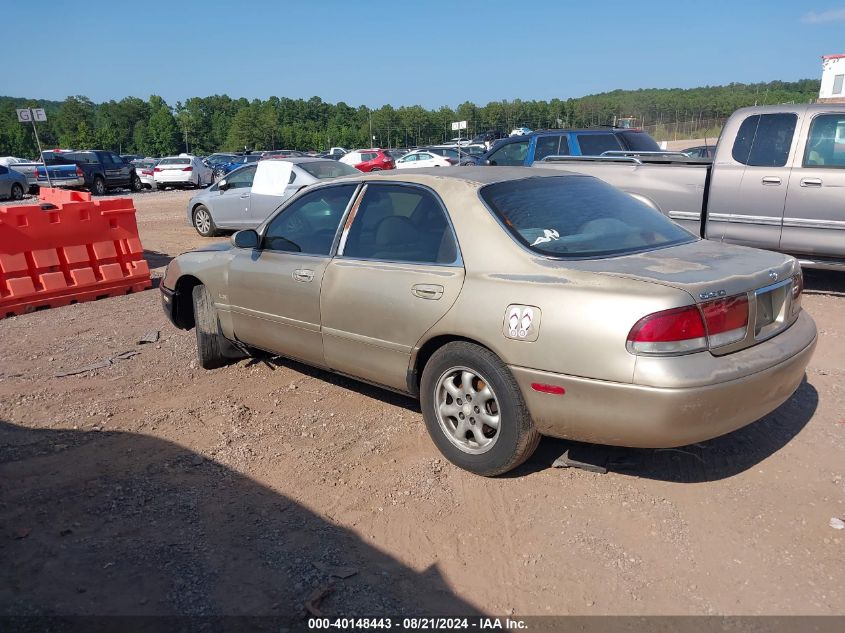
[6,0,845,107]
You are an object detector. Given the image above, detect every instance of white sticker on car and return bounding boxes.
[503,305,541,342]
[531,229,560,246]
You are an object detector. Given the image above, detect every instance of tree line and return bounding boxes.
[0,79,820,158]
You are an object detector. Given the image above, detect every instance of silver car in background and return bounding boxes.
[186,157,359,236]
[0,164,29,200]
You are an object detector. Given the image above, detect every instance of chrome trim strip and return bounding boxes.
[668,210,701,220]
[782,217,845,230]
[322,326,411,354]
[229,305,320,332]
[707,213,782,226]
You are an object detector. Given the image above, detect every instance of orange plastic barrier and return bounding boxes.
[0,188,151,318]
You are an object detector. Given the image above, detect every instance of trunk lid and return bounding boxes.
[566,239,797,301]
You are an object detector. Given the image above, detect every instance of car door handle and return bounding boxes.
[293,269,314,283]
[412,284,444,300]
[240,193,250,199]
[800,178,823,187]
[761,177,781,186]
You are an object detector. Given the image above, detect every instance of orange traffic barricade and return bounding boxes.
[0,188,151,318]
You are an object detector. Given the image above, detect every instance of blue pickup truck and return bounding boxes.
[468,127,661,166]
[36,150,142,195]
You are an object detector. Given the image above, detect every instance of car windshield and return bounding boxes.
[480,175,695,258]
[207,154,235,164]
[298,161,359,179]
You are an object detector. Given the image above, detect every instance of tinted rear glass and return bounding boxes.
[619,130,660,151]
[159,157,190,165]
[732,113,797,167]
[299,161,359,179]
[480,176,695,258]
[575,133,622,155]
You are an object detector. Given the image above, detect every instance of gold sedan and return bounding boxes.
[161,168,817,476]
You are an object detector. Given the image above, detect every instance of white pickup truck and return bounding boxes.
[534,104,845,270]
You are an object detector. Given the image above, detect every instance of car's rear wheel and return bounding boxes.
[420,341,540,476]
[192,285,246,369]
[192,205,217,237]
[91,176,106,196]
[130,173,142,192]
[10,183,24,200]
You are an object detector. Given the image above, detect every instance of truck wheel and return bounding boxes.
[10,183,24,200]
[92,176,106,196]
[420,341,541,476]
[130,174,142,192]
[193,205,218,237]
[191,285,245,369]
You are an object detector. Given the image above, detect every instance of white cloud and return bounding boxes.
[802,7,845,23]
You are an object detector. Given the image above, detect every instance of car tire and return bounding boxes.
[91,176,106,196]
[191,284,246,370]
[10,183,24,200]
[130,173,142,192]
[192,204,218,237]
[420,341,541,476]
[371,167,382,171]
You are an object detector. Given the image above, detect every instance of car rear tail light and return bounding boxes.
[701,295,748,348]
[153,167,161,172]
[445,158,456,165]
[627,306,707,355]
[182,166,193,172]
[142,169,153,176]
[628,293,751,355]
[75,166,84,177]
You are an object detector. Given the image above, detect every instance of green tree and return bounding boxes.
[146,96,178,156]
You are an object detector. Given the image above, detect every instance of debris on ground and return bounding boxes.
[54,350,140,377]
[137,330,160,345]
[304,584,334,616]
[312,562,359,579]
[552,449,608,474]
[830,517,845,530]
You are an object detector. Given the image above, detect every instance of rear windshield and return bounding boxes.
[618,130,660,151]
[159,157,191,165]
[299,161,359,179]
[479,176,695,258]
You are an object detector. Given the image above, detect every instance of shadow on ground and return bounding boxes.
[517,378,818,483]
[0,419,479,624]
[143,250,174,271]
[803,268,845,297]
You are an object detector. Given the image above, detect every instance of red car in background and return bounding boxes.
[338,149,395,172]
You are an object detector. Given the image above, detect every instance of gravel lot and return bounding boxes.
[1,189,843,617]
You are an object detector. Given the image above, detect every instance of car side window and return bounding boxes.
[342,184,459,264]
[225,165,257,190]
[575,133,622,156]
[0,166,8,175]
[487,141,529,166]
[803,114,845,168]
[263,184,357,255]
[289,171,297,184]
[109,153,124,165]
[731,113,797,167]
[403,154,417,162]
[534,135,569,161]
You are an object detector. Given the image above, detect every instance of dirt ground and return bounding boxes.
[1,189,844,618]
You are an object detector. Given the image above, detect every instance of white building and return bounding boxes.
[819,54,845,103]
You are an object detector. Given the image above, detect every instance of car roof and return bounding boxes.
[329,166,583,187]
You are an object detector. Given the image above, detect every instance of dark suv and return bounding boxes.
[469,128,661,166]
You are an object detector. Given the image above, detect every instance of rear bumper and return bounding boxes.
[155,173,194,184]
[36,176,86,188]
[510,310,817,448]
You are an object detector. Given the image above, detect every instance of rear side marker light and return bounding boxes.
[531,383,566,395]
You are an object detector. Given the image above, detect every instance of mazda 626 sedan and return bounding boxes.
[161,167,817,476]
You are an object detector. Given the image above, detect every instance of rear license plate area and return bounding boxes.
[754,280,790,340]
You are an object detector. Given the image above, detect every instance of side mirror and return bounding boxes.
[218,178,229,190]
[232,229,259,249]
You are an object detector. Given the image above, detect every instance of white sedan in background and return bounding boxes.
[154,155,212,189]
[394,150,454,169]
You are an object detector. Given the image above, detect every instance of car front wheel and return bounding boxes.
[192,285,246,369]
[420,341,540,476]
[10,183,24,200]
